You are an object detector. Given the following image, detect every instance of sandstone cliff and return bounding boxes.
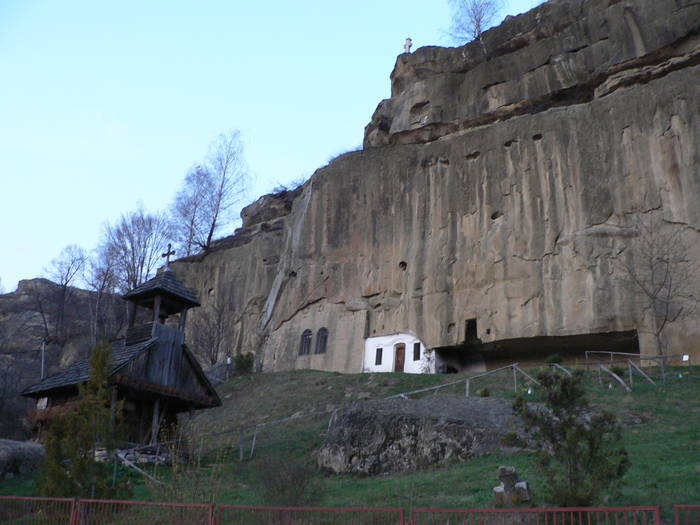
[173,0,700,373]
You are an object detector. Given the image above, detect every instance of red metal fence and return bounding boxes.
[217,504,405,524]
[675,506,700,525]
[70,498,214,525]
[3,498,699,525]
[0,496,74,524]
[411,506,661,525]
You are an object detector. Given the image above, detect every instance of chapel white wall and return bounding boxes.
[363,333,433,374]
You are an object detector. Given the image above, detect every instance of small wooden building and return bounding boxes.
[22,268,221,444]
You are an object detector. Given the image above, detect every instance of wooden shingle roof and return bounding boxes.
[21,338,156,397]
[122,268,200,307]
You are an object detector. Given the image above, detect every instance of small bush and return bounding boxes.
[255,455,322,506]
[149,422,231,504]
[235,353,255,375]
[500,432,524,447]
[545,354,563,364]
[476,387,490,397]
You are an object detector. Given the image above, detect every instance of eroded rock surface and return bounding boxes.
[317,396,526,474]
[364,0,700,148]
[172,0,700,373]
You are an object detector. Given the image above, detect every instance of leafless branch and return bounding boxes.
[100,206,171,292]
[191,286,236,367]
[618,215,699,354]
[170,131,248,254]
[448,0,503,44]
[42,244,87,343]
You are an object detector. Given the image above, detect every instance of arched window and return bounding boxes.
[315,327,328,354]
[299,329,312,356]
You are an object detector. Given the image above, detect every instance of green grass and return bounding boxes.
[0,473,36,496]
[3,366,700,515]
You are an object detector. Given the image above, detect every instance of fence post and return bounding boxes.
[208,503,216,525]
[513,366,518,392]
[661,356,667,383]
[69,498,80,525]
[250,427,258,458]
[628,360,633,386]
[465,378,470,397]
[654,505,662,525]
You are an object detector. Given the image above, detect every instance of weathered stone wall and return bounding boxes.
[174,0,700,372]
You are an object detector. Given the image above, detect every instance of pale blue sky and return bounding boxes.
[0,0,542,291]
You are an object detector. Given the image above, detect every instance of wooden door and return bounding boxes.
[394,343,405,372]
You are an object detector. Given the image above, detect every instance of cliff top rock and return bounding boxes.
[365,0,700,147]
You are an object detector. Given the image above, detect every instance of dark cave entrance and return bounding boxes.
[434,330,640,373]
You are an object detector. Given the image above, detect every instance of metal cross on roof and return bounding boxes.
[161,243,176,266]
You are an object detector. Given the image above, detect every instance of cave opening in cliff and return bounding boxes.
[434,330,639,373]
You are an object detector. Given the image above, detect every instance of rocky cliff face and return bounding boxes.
[174,0,700,373]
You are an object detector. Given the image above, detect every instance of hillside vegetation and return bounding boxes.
[3,366,699,514]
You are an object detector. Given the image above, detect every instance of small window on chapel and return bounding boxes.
[413,342,421,361]
[299,329,312,356]
[315,327,328,354]
[375,347,383,365]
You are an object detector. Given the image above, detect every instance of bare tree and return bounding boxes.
[84,249,123,345]
[191,287,235,367]
[46,244,87,288]
[170,131,247,254]
[619,215,700,355]
[43,244,87,343]
[170,165,211,256]
[203,131,247,247]
[448,0,503,45]
[100,206,171,292]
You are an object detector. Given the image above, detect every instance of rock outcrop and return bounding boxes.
[172,0,700,373]
[0,439,44,480]
[365,0,700,148]
[317,396,526,475]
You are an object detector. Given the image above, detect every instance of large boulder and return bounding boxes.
[317,395,526,475]
[0,439,44,479]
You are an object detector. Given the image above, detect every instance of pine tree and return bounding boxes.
[38,342,129,498]
[513,369,629,506]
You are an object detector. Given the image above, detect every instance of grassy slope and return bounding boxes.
[2,367,699,513]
